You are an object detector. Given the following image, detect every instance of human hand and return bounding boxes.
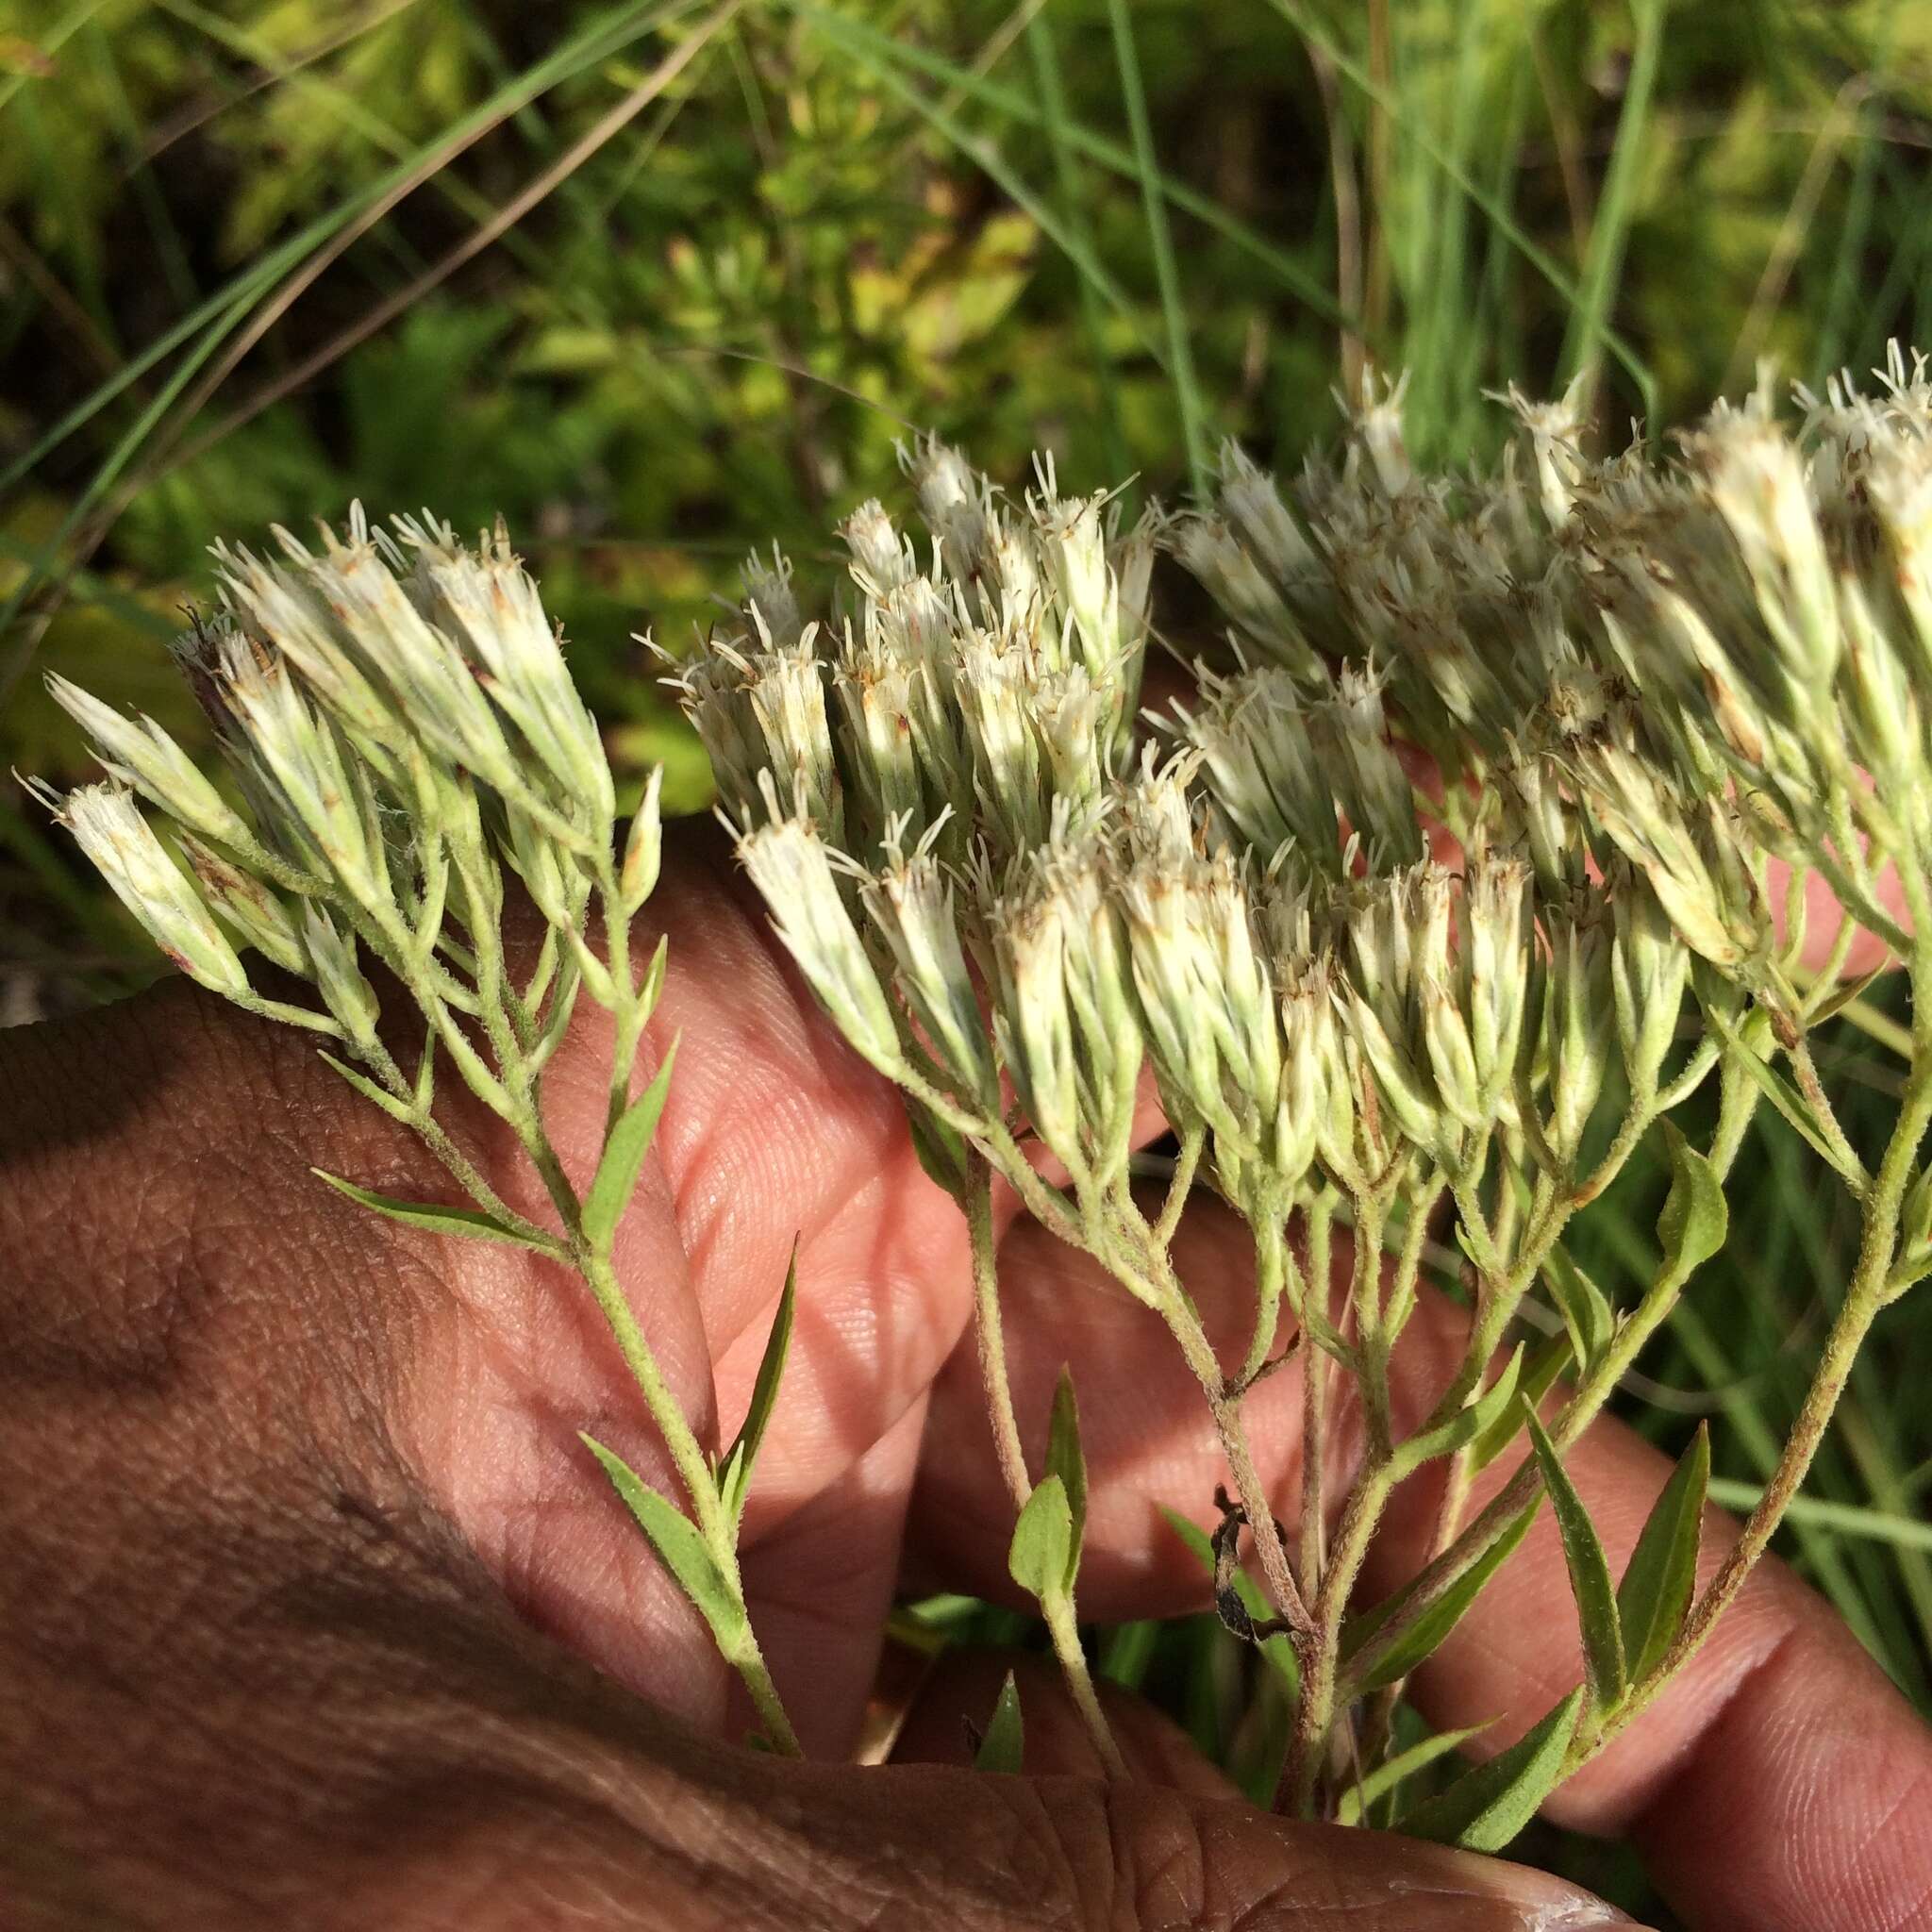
[2,822,1924,1929]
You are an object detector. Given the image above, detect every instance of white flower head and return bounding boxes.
[56,783,249,998]
[736,778,902,1079]
[45,670,253,851]
[279,508,524,797]
[861,811,995,1108]
[396,513,614,824]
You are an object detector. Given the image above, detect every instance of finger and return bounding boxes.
[1366,1407,1932,1932]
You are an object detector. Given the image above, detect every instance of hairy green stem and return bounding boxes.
[964,1155,1031,1511]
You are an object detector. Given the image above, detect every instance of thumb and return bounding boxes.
[863,1650,1645,1930]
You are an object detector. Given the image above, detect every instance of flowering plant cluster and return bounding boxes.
[675,356,1932,1827]
[36,349,1932,1845]
[30,510,800,1754]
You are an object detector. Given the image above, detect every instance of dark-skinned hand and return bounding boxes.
[5,823,1929,1931]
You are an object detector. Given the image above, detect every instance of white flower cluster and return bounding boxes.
[37,508,657,1083]
[676,419,1758,1229]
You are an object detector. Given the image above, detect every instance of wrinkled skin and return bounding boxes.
[4,824,1930,1930]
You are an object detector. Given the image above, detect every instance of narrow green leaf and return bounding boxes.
[1044,1367,1087,1594]
[318,1050,417,1127]
[583,1036,679,1250]
[1544,1246,1615,1371]
[1655,1120,1729,1281]
[1616,1422,1709,1683]
[638,932,669,1023]
[1160,1507,1299,1693]
[972,1671,1024,1774]
[1008,1474,1074,1604]
[1404,1343,1526,1468]
[1471,1336,1571,1472]
[1399,1688,1585,1852]
[1705,1010,1859,1186]
[1337,1723,1491,1826]
[311,1167,545,1249]
[411,1031,436,1113]
[906,1097,969,1199]
[1524,1407,1626,1708]
[1341,1505,1538,1695]
[719,1245,799,1525]
[581,1432,747,1657]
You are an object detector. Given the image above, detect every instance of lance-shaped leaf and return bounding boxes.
[583,1037,679,1250]
[1471,1336,1571,1471]
[1524,1407,1626,1709]
[1543,1245,1615,1372]
[718,1247,799,1527]
[1008,1474,1074,1604]
[1400,1342,1526,1470]
[1705,1008,1861,1188]
[318,1051,419,1128]
[1400,1688,1585,1852]
[972,1671,1024,1774]
[1655,1119,1728,1281]
[582,1433,748,1659]
[1337,1722,1491,1826]
[311,1168,548,1249]
[1341,1503,1538,1695]
[1617,1423,1709,1684]
[1043,1367,1088,1597]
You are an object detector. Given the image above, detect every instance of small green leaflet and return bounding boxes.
[311,1167,545,1248]
[906,1097,970,1199]
[1524,1407,1626,1710]
[1043,1368,1088,1596]
[638,932,669,1020]
[1616,1422,1709,1684]
[583,1037,679,1250]
[1704,1008,1861,1190]
[1399,1688,1584,1852]
[718,1247,798,1527]
[581,1433,748,1658]
[1470,1336,1571,1471]
[318,1050,417,1127]
[1341,1503,1538,1695]
[1655,1120,1729,1281]
[1160,1507,1299,1694]
[1008,1474,1074,1604]
[1336,1723,1490,1826]
[1543,1246,1615,1372]
[972,1671,1024,1774]
[1400,1342,1526,1470]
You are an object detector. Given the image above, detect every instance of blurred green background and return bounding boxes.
[4,1,1931,1918]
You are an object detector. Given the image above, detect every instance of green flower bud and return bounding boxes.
[620,767,664,914]
[302,905,380,1050]
[1609,867,1691,1100]
[398,514,615,825]
[1543,904,1615,1159]
[176,833,307,976]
